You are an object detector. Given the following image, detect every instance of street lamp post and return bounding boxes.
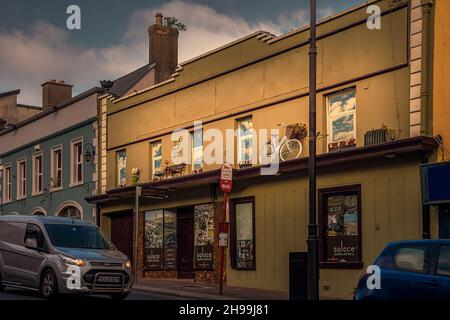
[307,0,319,301]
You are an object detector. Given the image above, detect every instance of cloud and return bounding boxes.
[0,0,331,106]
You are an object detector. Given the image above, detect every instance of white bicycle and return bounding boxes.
[259,123,304,165]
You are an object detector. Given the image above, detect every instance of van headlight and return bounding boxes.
[125,260,132,268]
[59,254,86,267]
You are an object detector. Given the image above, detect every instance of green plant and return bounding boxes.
[164,17,187,31]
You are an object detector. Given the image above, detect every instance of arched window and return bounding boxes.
[56,201,83,219]
[31,207,47,216]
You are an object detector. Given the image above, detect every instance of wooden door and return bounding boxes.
[177,207,195,279]
[110,211,134,261]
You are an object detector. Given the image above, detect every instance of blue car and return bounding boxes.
[355,240,450,300]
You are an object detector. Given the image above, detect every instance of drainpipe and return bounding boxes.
[420,0,434,136]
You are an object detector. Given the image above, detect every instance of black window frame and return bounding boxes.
[230,196,256,270]
[318,185,363,269]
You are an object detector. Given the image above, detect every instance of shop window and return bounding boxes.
[117,150,126,187]
[2,165,12,203]
[51,146,63,190]
[32,153,43,195]
[152,141,162,180]
[144,210,177,271]
[191,130,203,172]
[319,185,362,269]
[237,117,253,165]
[230,197,256,270]
[194,204,215,270]
[71,138,83,186]
[327,88,356,150]
[17,159,26,199]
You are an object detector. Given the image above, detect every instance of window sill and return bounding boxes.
[16,196,27,201]
[69,181,84,188]
[32,191,44,197]
[50,187,63,193]
[319,262,364,270]
[231,267,256,271]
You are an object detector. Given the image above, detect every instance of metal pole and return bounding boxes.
[307,0,319,301]
[134,186,142,284]
[219,192,227,295]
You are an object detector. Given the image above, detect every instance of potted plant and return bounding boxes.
[131,168,141,185]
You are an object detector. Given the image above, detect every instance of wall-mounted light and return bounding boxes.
[84,143,96,162]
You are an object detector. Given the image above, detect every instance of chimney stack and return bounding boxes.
[41,80,73,109]
[148,13,179,83]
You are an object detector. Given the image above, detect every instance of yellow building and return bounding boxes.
[87,0,448,299]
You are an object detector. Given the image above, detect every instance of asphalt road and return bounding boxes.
[0,287,184,300]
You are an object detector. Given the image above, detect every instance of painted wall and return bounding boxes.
[104,3,410,190]
[100,154,423,299]
[433,0,450,161]
[0,120,97,221]
[0,94,98,155]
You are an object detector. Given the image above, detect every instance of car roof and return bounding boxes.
[0,215,95,226]
[388,239,450,247]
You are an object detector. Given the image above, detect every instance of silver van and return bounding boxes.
[0,215,133,299]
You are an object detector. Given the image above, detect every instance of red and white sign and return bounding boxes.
[220,163,233,193]
[218,222,229,247]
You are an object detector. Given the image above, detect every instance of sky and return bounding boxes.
[0,0,366,106]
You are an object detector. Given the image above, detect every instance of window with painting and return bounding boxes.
[327,88,357,150]
[319,185,362,268]
[230,198,256,270]
[237,117,253,165]
[152,141,162,180]
[117,150,126,186]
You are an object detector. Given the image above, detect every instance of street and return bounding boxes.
[0,287,184,300]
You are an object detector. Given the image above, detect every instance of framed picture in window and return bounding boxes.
[318,185,363,269]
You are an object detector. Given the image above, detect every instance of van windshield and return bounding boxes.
[45,224,113,250]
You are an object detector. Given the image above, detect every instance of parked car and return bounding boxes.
[0,215,133,299]
[355,240,450,300]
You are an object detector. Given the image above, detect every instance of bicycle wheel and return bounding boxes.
[259,143,276,165]
[279,139,302,162]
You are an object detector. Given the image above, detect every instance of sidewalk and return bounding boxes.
[134,278,289,300]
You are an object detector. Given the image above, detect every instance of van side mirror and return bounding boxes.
[25,237,38,250]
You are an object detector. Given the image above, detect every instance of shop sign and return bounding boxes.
[194,245,214,270]
[326,236,359,262]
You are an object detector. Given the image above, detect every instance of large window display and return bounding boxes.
[319,185,362,268]
[144,209,177,271]
[230,197,256,270]
[194,204,215,270]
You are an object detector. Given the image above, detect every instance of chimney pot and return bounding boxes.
[155,13,163,26]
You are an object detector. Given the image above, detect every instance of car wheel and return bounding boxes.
[110,293,129,300]
[40,269,59,299]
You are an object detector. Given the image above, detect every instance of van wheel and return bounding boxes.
[40,269,58,299]
[110,293,129,300]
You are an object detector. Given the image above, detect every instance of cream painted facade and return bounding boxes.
[89,0,445,299]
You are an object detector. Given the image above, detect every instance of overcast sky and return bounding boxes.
[0,0,365,106]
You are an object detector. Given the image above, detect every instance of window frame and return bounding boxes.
[2,164,12,203]
[70,138,84,187]
[116,149,127,187]
[151,141,162,180]
[32,152,44,196]
[191,130,203,172]
[50,145,63,191]
[326,87,357,149]
[318,184,363,269]
[16,158,27,200]
[230,196,256,270]
[236,116,254,165]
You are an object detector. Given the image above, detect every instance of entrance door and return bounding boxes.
[110,211,134,261]
[178,207,195,279]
